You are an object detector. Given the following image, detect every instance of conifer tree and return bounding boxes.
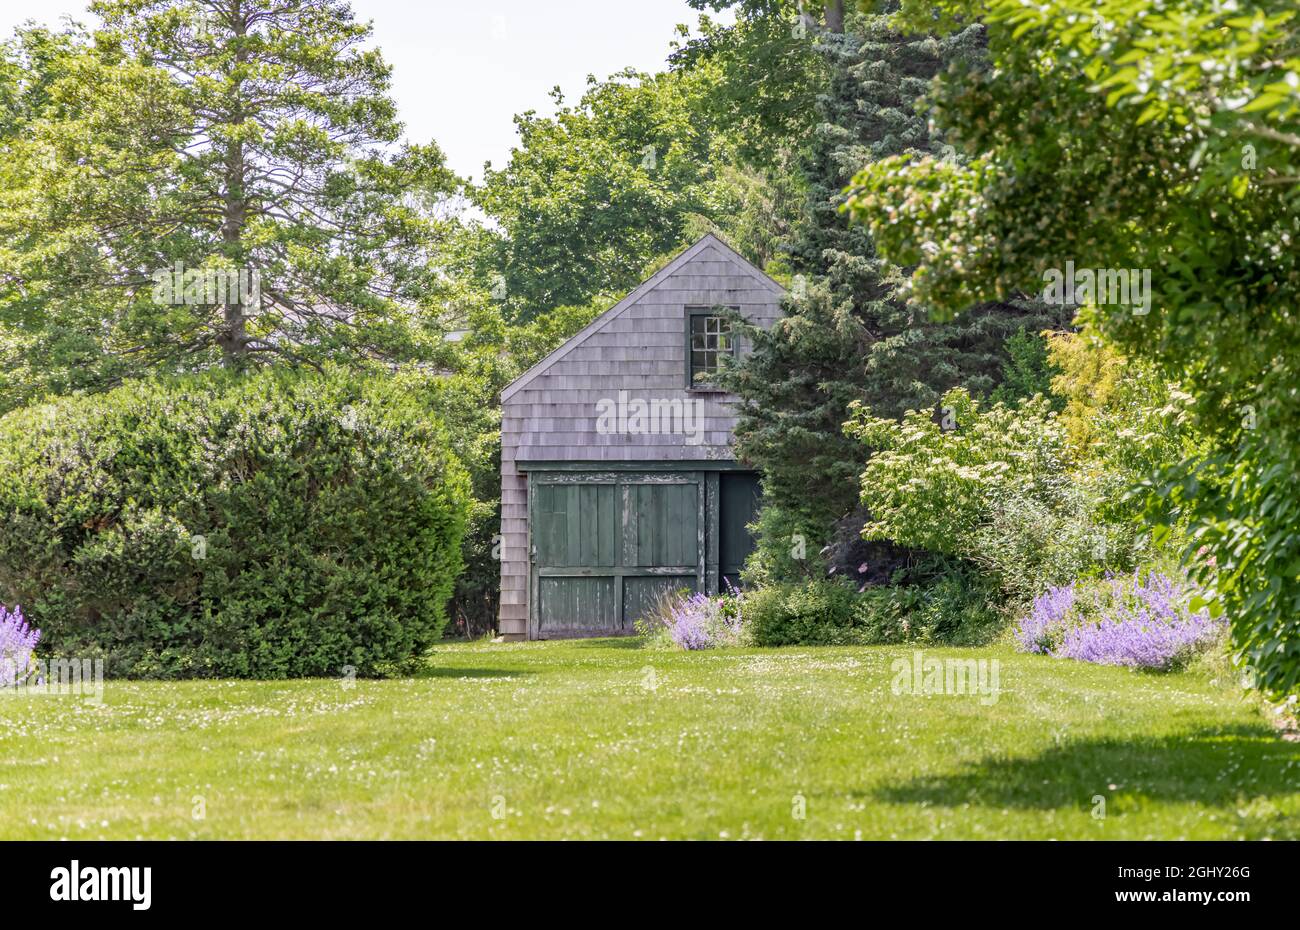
[721,11,1070,577]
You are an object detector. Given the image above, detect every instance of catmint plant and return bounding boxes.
[660,587,746,650]
[1015,570,1222,670]
[0,604,40,687]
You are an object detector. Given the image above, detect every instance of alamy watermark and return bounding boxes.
[151,262,261,307]
[595,390,705,445]
[1042,261,1152,316]
[0,656,105,704]
[50,860,150,910]
[891,650,1000,705]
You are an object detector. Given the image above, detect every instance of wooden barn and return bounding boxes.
[498,233,785,640]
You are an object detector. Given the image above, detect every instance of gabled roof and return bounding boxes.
[500,233,784,402]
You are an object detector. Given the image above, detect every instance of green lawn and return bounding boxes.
[1,639,1296,839]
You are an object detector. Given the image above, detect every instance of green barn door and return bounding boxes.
[530,472,704,638]
[619,477,703,628]
[531,480,620,636]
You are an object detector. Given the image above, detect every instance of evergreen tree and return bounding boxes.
[0,0,464,410]
[721,11,1070,578]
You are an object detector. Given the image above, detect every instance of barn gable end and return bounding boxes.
[498,234,784,640]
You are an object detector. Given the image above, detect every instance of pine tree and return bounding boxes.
[722,12,1070,578]
[0,0,463,410]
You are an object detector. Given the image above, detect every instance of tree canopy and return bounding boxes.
[848,0,1300,699]
[0,0,466,411]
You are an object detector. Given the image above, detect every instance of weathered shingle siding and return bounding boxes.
[497,236,784,639]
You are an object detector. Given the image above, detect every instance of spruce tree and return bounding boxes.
[722,11,1070,579]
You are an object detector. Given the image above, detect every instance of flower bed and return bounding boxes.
[0,604,40,687]
[641,585,745,650]
[1016,570,1223,670]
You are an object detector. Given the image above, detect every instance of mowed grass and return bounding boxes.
[1,640,1297,839]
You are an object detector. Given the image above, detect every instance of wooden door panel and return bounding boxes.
[537,576,618,635]
[622,575,697,628]
[531,471,706,638]
[534,482,617,568]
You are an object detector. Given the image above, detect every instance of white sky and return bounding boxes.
[0,0,724,181]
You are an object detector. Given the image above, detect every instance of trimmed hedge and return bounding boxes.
[746,568,1004,647]
[0,369,470,678]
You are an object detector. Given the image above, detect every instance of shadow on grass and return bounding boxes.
[873,724,1300,831]
[414,667,533,680]
[568,637,646,650]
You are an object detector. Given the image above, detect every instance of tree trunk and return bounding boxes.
[824,0,845,34]
[219,142,248,363]
[218,3,249,365]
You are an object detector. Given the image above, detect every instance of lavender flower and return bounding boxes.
[1017,583,1075,654]
[664,589,745,650]
[1057,612,1221,668]
[1014,570,1223,670]
[0,603,40,687]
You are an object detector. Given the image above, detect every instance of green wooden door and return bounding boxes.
[530,472,704,637]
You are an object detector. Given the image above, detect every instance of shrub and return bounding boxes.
[972,486,1143,605]
[1015,570,1224,670]
[399,371,501,640]
[745,566,1004,648]
[846,386,1154,606]
[639,586,745,650]
[847,388,1072,559]
[856,564,1006,646]
[0,603,39,687]
[0,369,471,678]
[745,579,862,647]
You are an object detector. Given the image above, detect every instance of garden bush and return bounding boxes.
[0,369,471,678]
[0,603,39,687]
[1015,569,1224,670]
[745,579,863,646]
[638,586,746,650]
[745,565,1003,648]
[397,370,501,639]
[856,564,1005,646]
[846,386,1165,607]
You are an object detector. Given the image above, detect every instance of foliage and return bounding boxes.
[719,11,1070,579]
[641,588,746,650]
[404,370,502,640]
[744,578,865,646]
[0,603,39,687]
[681,154,807,275]
[847,0,1300,699]
[845,384,1182,604]
[0,369,470,678]
[1046,332,1191,481]
[473,1,826,323]
[744,564,1001,647]
[859,562,1004,645]
[849,389,1070,557]
[476,64,790,320]
[671,1,825,168]
[1017,570,1224,671]
[989,328,1058,409]
[0,2,469,412]
[739,504,827,585]
[972,487,1140,607]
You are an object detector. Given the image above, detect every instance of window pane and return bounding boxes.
[689,314,733,383]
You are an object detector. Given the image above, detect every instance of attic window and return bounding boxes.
[688,309,735,387]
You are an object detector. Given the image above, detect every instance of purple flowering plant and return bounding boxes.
[0,603,40,687]
[1015,569,1223,670]
[641,581,746,650]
